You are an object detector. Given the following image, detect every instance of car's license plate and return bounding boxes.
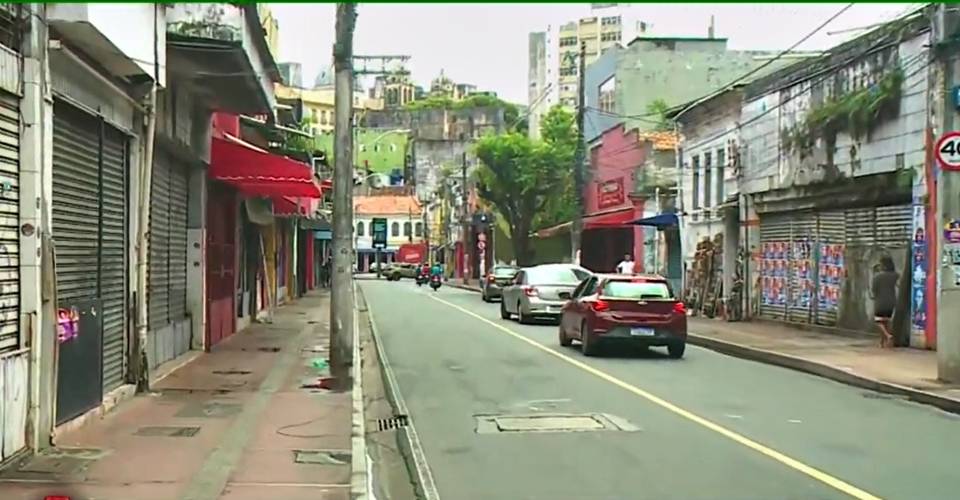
[631,327,655,336]
[546,306,556,313]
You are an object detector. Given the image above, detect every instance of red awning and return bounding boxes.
[583,207,635,229]
[210,136,322,198]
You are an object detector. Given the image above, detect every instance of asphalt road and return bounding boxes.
[359,279,960,500]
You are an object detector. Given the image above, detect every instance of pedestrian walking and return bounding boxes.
[321,258,332,288]
[870,255,898,348]
[616,253,635,274]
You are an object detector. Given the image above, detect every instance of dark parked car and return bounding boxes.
[481,265,519,302]
[558,274,687,358]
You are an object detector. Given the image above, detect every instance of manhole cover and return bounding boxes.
[134,426,201,437]
[212,370,251,375]
[176,401,243,418]
[17,448,108,475]
[293,449,351,465]
[475,413,639,434]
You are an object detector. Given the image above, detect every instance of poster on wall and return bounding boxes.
[817,243,844,313]
[911,205,927,333]
[760,241,791,307]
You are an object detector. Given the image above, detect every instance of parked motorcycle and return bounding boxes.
[429,274,442,291]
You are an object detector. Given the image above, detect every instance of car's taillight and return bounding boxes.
[523,286,538,297]
[487,274,495,283]
[591,299,609,312]
[673,302,686,315]
[45,497,71,500]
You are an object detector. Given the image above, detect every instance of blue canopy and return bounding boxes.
[631,212,679,228]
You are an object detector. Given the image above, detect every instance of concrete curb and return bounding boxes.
[687,333,960,415]
[449,280,960,415]
[448,282,481,293]
[356,283,440,500]
[351,281,371,500]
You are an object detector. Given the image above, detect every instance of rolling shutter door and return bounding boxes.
[168,163,189,320]
[875,205,912,247]
[787,212,816,324]
[0,91,18,353]
[52,103,101,307]
[99,121,128,393]
[148,154,170,330]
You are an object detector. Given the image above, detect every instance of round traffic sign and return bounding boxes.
[477,240,486,250]
[936,131,960,171]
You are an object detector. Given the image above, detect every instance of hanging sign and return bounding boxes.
[935,131,960,171]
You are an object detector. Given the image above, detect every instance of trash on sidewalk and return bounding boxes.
[301,376,337,390]
[311,358,329,371]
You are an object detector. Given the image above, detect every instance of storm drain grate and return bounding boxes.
[474,413,640,434]
[375,415,409,432]
[212,370,251,375]
[134,426,201,437]
[293,449,351,465]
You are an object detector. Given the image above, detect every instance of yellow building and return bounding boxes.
[275,83,383,134]
[557,14,628,108]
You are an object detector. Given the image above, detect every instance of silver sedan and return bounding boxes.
[500,264,591,324]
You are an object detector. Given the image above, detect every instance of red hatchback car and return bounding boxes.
[558,274,687,358]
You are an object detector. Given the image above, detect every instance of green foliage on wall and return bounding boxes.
[781,68,904,161]
[404,94,524,133]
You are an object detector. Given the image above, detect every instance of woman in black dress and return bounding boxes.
[870,256,898,348]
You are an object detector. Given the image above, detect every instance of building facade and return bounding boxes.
[353,195,424,271]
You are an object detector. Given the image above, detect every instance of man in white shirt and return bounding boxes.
[616,253,635,274]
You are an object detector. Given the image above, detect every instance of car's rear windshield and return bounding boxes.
[493,267,517,277]
[602,280,673,299]
[527,267,581,284]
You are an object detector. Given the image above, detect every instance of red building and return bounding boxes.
[578,124,651,273]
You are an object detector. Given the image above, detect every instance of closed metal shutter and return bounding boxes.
[875,205,912,247]
[0,91,18,353]
[98,119,128,393]
[168,163,189,320]
[52,101,128,394]
[148,154,170,329]
[148,150,190,367]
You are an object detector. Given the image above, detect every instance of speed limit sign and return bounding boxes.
[936,131,960,171]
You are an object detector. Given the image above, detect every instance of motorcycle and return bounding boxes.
[416,272,428,287]
[429,274,442,291]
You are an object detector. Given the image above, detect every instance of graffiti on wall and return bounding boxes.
[792,240,814,309]
[57,307,80,343]
[817,243,844,312]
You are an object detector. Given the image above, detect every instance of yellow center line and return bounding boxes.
[429,294,882,500]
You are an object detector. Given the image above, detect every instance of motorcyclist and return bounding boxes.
[430,262,443,280]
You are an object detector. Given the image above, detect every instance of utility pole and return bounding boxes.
[330,2,357,383]
[570,41,587,264]
[461,152,469,284]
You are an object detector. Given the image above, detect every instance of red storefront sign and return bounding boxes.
[596,177,625,210]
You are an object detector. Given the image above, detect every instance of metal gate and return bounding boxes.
[148,150,190,367]
[206,182,236,349]
[52,100,129,423]
[0,91,19,354]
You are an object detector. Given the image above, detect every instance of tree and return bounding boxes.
[646,98,673,132]
[474,105,577,265]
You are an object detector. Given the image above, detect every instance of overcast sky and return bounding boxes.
[270,2,917,104]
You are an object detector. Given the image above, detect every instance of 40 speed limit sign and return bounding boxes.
[936,131,960,171]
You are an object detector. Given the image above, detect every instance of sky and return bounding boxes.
[270,2,918,105]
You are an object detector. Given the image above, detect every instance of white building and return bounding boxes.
[527,3,646,139]
[354,195,425,271]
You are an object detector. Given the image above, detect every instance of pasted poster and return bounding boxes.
[792,240,813,309]
[57,307,80,343]
[911,206,927,332]
[817,243,844,313]
[760,241,788,307]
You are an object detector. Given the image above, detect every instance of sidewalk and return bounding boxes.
[0,291,353,500]
[688,317,960,413]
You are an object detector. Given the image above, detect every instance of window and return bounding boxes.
[526,266,581,285]
[391,222,399,237]
[691,155,701,210]
[599,77,615,113]
[703,152,713,208]
[600,31,621,42]
[390,144,398,152]
[601,280,673,299]
[716,148,726,205]
[357,221,365,236]
[403,222,412,237]
[560,36,578,47]
[601,15,621,26]
[415,222,423,237]
[559,66,577,77]
[374,144,381,152]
